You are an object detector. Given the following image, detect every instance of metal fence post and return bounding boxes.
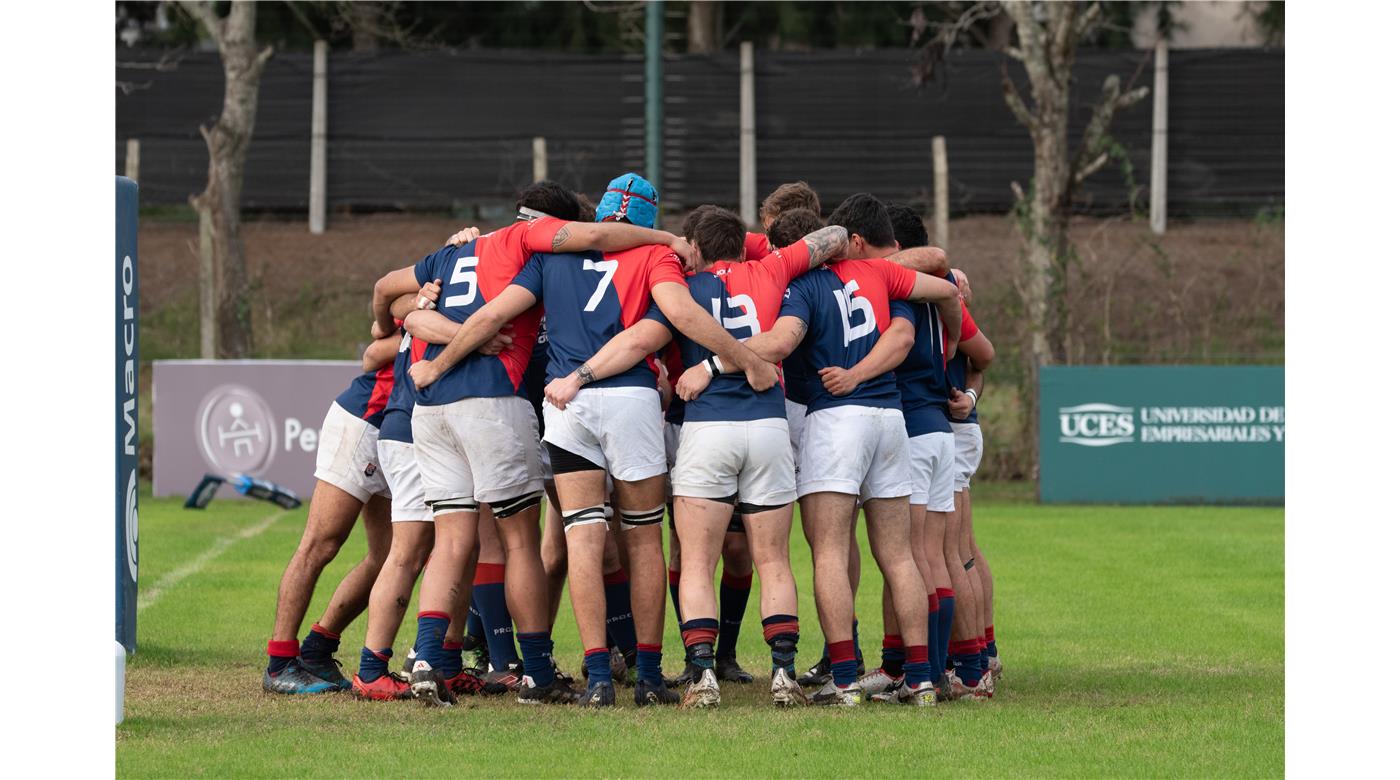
[124,139,140,183]
[533,136,548,182]
[739,41,757,227]
[932,135,949,249]
[1150,40,1168,235]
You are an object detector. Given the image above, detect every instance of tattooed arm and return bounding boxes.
[798,225,850,271]
[546,222,700,270]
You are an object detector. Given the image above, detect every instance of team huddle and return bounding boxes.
[260,174,999,708]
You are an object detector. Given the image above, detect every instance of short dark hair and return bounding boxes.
[681,204,724,241]
[760,181,821,220]
[517,180,582,221]
[692,207,746,263]
[574,191,598,222]
[766,208,824,249]
[828,193,895,249]
[886,203,928,249]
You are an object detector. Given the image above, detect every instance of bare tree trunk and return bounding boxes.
[687,1,721,53]
[181,1,272,359]
[999,1,1147,480]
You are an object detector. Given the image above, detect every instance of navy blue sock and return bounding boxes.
[439,640,463,678]
[852,619,864,664]
[668,567,683,635]
[717,569,752,659]
[829,640,858,687]
[680,619,720,670]
[636,643,663,685]
[466,599,485,651]
[473,564,519,665]
[762,615,800,677]
[950,638,984,685]
[299,624,340,663]
[987,625,998,658]
[937,591,956,673]
[517,631,555,686]
[603,570,638,656]
[266,640,298,675]
[584,647,612,686]
[904,645,932,687]
[880,634,905,677]
[412,612,450,671]
[358,647,391,683]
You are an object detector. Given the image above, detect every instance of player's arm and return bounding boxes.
[795,225,849,272]
[371,267,423,339]
[887,245,949,277]
[360,333,400,372]
[905,273,963,360]
[819,318,915,397]
[545,221,698,268]
[961,330,994,372]
[650,281,780,392]
[544,320,673,410]
[675,316,805,401]
[408,285,539,389]
[404,309,514,355]
[949,369,987,421]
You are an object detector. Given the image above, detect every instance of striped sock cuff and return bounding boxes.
[720,569,753,590]
[473,562,506,586]
[761,615,799,642]
[828,640,856,664]
[603,569,629,586]
[267,639,299,658]
[310,623,340,640]
[882,633,904,650]
[681,619,720,648]
[936,587,955,599]
[418,610,451,621]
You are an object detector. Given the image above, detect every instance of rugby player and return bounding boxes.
[373,180,698,707]
[662,208,852,708]
[944,290,997,699]
[857,204,961,701]
[704,194,963,706]
[262,324,403,694]
[744,181,823,259]
[411,173,780,708]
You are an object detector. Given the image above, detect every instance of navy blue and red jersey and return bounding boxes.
[411,218,563,406]
[778,258,917,414]
[511,243,686,390]
[945,299,980,424]
[891,299,952,437]
[380,330,429,443]
[661,341,686,425]
[335,363,394,429]
[743,232,771,261]
[522,316,551,435]
[676,241,813,423]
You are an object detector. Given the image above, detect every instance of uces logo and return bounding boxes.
[1058,403,1135,447]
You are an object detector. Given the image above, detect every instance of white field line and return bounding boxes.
[137,510,289,612]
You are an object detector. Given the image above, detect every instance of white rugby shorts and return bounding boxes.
[785,399,807,460]
[672,418,796,507]
[908,431,957,512]
[951,422,984,491]
[796,406,911,501]
[314,402,390,503]
[376,439,431,523]
[542,386,666,482]
[412,396,543,509]
[664,421,682,470]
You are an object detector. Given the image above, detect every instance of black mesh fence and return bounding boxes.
[117,46,1281,217]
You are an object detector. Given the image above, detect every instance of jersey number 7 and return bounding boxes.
[583,258,618,312]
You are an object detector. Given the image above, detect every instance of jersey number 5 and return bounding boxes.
[583,258,619,312]
[833,280,876,346]
[443,256,480,308]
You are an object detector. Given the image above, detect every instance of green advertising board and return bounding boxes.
[1039,366,1283,504]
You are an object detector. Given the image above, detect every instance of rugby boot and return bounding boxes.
[796,656,832,688]
[715,655,755,684]
[889,680,938,707]
[352,673,411,701]
[634,677,681,706]
[263,659,338,695]
[299,655,352,691]
[482,661,523,695]
[681,668,721,709]
[857,668,903,700]
[409,660,458,708]
[580,678,617,708]
[517,674,581,705]
[770,667,809,707]
[809,679,862,707]
[446,671,486,696]
[947,670,994,701]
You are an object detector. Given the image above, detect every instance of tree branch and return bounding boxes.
[1000,61,1036,130]
[177,1,222,41]
[1072,73,1149,184]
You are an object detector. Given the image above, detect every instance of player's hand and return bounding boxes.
[417,278,442,310]
[668,234,702,273]
[948,387,974,420]
[657,366,675,409]
[445,226,481,247]
[952,268,971,301]
[477,326,513,356]
[370,320,392,340]
[544,375,583,410]
[742,359,781,394]
[676,363,713,402]
[409,359,444,390]
[818,365,861,397]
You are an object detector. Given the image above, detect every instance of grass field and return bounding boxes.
[116,489,1283,778]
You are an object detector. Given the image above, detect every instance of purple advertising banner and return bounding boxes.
[153,360,365,500]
